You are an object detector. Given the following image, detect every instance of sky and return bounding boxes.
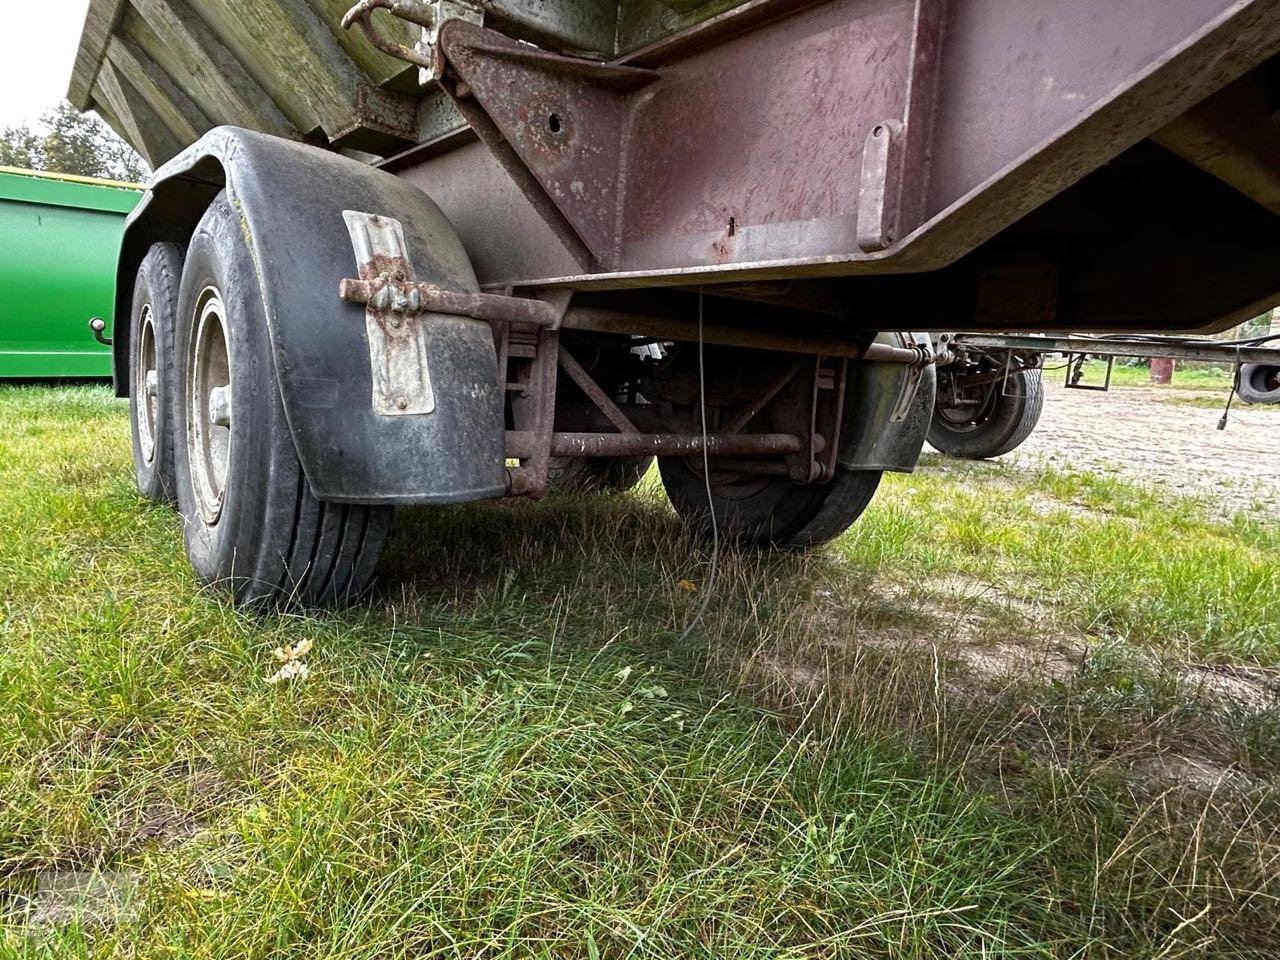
[0,0,92,130]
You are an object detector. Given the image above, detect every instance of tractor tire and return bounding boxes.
[659,458,882,551]
[928,367,1044,459]
[547,456,653,493]
[129,242,184,504]
[173,193,392,606]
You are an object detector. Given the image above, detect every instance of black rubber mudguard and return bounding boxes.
[839,332,936,473]
[113,127,506,506]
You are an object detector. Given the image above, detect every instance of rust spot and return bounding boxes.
[357,252,411,282]
[711,218,737,264]
[516,97,574,164]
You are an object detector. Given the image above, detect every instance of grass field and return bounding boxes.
[1075,360,1238,391]
[1,385,1277,959]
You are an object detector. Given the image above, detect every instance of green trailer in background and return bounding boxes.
[0,167,141,378]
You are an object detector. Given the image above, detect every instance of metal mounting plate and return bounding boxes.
[343,210,437,416]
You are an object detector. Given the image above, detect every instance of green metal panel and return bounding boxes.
[0,167,142,379]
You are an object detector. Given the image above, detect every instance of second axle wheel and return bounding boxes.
[659,459,882,551]
[928,367,1044,459]
[173,193,392,606]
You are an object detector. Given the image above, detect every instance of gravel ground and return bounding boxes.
[940,382,1280,516]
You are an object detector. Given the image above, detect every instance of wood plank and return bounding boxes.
[90,73,147,162]
[484,0,617,54]
[127,0,297,139]
[68,0,128,109]
[94,61,186,166]
[188,0,368,139]
[302,0,422,88]
[106,34,211,145]
[87,100,141,170]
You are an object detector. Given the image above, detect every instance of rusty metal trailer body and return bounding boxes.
[69,0,1280,603]
[74,0,1280,332]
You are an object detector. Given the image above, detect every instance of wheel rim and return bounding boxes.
[188,286,233,525]
[134,305,159,463]
[936,377,1003,434]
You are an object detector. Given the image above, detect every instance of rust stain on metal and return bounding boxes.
[341,211,436,416]
[711,218,737,263]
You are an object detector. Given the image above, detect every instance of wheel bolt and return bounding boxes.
[145,369,159,398]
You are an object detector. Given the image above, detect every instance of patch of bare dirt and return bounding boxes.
[744,573,1279,797]
[8,868,141,930]
[1183,664,1280,709]
[994,382,1279,517]
[1130,754,1256,792]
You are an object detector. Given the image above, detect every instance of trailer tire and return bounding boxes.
[1236,363,1280,405]
[129,243,184,504]
[547,456,653,493]
[659,460,882,550]
[173,194,392,606]
[928,367,1044,459]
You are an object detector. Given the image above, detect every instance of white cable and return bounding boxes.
[678,289,720,642]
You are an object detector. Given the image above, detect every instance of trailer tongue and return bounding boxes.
[68,0,1280,603]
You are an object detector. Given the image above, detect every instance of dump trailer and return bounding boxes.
[70,0,1280,604]
[0,167,140,378]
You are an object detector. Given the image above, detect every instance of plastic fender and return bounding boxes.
[113,127,505,506]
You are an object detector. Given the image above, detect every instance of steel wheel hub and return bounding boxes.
[188,287,233,525]
[134,305,159,463]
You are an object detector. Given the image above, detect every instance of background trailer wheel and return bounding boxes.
[129,243,184,504]
[1236,363,1280,405]
[929,367,1044,460]
[173,194,392,606]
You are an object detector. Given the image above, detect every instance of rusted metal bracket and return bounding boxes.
[341,210,437,416]
[339,278,563,326]
[856,120,905,253]
[341,0,439,69]
[504,325,559,497]
[438,20,659,268]
[341,0,484,81]
[887,333,933,422]
[340,209,563,416]
[806,357,850,483]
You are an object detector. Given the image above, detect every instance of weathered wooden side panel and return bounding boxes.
[69,0,756,166]
[71,0,429,165]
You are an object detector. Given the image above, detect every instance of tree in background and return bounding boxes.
[0,101,148,182]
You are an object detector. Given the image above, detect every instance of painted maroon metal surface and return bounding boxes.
[925,0,1234,219]
[430,0,1280,290]
[618,0,935,268]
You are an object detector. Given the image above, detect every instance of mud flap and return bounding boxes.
[113,127,505,506]
[839,332,936,472]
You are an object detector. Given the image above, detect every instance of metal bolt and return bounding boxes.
[390,317,403,329]
[145,369,159,398]
[394,396,409,411]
